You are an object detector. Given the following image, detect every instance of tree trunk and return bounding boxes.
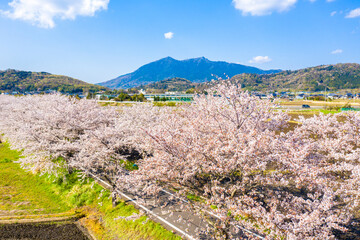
[112,190,117,207]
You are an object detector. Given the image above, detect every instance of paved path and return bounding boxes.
[88,172,265,240]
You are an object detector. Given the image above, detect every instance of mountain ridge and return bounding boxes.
[136,63,360,93]
[230,63,360,92]
[0,69,107,93]
[98,57,281,89]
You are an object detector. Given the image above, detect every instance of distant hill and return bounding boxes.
[230,63,360,92]
[136,77,199,93]
[98,57,281,89]
[137,63,360,93]
[0,69,107,93]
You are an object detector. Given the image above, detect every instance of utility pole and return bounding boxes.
[325,85,327,102]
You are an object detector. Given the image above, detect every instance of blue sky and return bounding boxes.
[0,0,359,84]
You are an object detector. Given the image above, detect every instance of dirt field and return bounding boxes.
[0,222,89,240]
[278,99,360,107]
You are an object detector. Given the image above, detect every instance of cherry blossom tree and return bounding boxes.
[1,87,360,239]
[0,94,117,174]
[123,83,357,239]
[74,103,166,197]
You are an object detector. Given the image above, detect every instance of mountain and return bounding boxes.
[229,63,360,92]
[98,57,281,89]
[0,69,107,93]
[138,63,360,93]
[136,77,199,93]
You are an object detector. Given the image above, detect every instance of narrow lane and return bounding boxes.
[88,172,265,240]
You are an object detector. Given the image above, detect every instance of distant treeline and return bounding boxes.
[113,92,146,102]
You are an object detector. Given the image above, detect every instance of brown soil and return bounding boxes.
[0,222,89,240]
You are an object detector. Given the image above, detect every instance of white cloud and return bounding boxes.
[330,11,336,16]
[331,49,343,54]
[346,8,360,18]
[232,0,297,16]
[164,32,174,39]
[249,56,272,64]
[0,0,109,28]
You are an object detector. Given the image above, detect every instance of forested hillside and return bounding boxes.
[136,77,199,93]
[0,69,107,93]
[231,63,360,91]
[134,63,360,93]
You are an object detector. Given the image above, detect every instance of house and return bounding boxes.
[346,93,354,99]
[327,93,338,99]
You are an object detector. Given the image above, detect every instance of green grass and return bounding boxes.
[44,172,179,239]
[287,109,341,115]
[187,193,203,202]
[0,142,70,215]
[97,201,180,240]
[153,101,178,107]
[0,142,21,163]
[0,142,180,240]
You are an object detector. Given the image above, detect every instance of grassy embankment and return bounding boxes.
[0,142,180,240]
